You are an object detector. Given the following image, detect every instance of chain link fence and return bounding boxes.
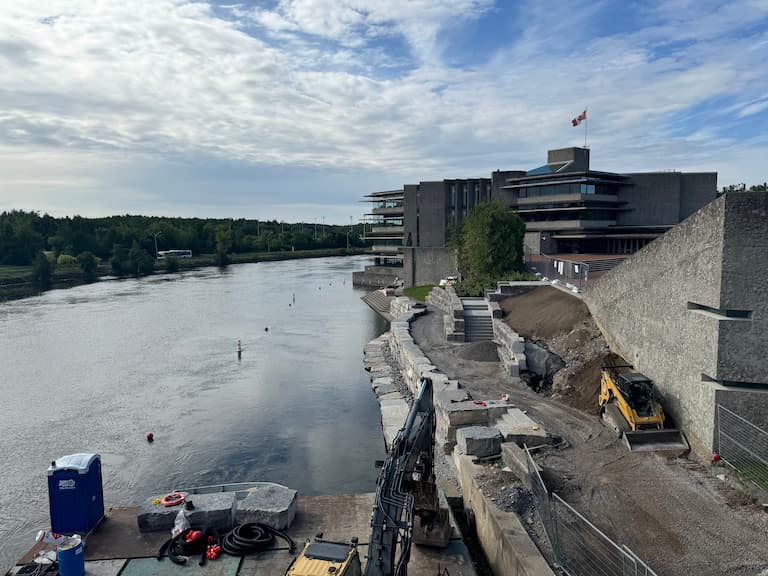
[526,446,658,576]
[716,404,768,492]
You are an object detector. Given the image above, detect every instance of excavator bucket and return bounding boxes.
[622,429,689,456]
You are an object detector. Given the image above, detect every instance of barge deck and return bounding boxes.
[8,493,475,576]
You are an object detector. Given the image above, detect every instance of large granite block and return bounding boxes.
[137,493,189,532]
[442,401,489,426]
[185,493,237,532]
[456,426,502,458]
[236,484,298,529]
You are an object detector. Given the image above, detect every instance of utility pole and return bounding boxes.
[153,231,163,259]
[314,219,317,240]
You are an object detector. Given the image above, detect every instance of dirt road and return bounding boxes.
[411,308,768,576]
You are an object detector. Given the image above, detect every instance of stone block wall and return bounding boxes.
[493,319,527,377]
[426,286,465,342]
[389,296,412,320]
[387,308,511,454]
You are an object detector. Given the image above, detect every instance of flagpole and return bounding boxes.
[584,107,588,148]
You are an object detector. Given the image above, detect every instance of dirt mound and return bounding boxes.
[553,352,624,414]
[501,286,591,339]
[456,340,499,362]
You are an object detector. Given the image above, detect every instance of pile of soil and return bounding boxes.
[456,341,500,362]
[501,286,615,413]
[501,286,591,339]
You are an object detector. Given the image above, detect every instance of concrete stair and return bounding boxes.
[461,298,494,342]
[362,290,394,320]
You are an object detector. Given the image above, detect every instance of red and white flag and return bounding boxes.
[571,110,587,126]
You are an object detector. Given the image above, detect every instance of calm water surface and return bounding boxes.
[0,256,388,571]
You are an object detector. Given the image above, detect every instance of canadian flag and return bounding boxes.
[571,110,587,126]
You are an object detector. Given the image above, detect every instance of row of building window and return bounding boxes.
[448,182,490,209]
[518,183,616,198]
[373,200,404,209]
[521,209,616,222]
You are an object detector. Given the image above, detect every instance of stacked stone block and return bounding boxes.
[389,296,412,319]
[425,286,465,342]
[492,319,527,377]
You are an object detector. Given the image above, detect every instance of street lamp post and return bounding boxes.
[154,232,163,259]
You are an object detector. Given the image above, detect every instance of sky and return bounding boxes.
[1,0,767,223]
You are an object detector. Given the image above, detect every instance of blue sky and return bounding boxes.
[1,0,767,223]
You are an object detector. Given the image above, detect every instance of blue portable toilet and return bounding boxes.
[47,453,105,535]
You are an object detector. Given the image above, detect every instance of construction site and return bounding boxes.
[361,191,768,576]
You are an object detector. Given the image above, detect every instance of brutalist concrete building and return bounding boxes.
[355,146,717,288]
[402,178,493,287]
[494,147,717,257]
[585,191,768,456]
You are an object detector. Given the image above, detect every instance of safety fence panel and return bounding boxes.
[552,494,658,576]
[525,445,563,563]
[717,405,768,492]
[523,253,590,292]
[524,446,659,576]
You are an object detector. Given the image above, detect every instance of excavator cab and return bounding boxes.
[286,536,362,576]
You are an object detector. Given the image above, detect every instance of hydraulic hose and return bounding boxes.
[220,522,296,556]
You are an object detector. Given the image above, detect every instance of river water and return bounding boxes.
[0,256,388,571]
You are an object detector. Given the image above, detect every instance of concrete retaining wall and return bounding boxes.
[352,268,400,288]
[486,281,547,302]
[493,319,527,377]
[584,192,768,456]
[425,286,465,342]
[454,451,555,576]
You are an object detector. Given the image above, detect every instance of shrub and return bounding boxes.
[57,254,78,266]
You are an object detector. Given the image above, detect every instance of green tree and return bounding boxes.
[110,244,130,276]
[76,251,98,282]
[128,241,154,276]
[215,226,232,266]
[31,252,54,290]
[455,201,526,295]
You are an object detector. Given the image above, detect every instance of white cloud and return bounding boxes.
[0,0,767,220]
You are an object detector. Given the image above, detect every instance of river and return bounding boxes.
[0,255,388,572]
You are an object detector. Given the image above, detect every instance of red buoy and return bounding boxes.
[146,432,154,442]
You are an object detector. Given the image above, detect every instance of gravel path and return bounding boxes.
[411,307,768,576]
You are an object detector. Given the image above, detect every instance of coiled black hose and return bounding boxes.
[220,523,296,556]
[157,528,215,565]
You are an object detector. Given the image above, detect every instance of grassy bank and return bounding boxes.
[403,285,435,301]
[0,248,367,303]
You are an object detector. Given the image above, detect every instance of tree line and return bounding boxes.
[1,211,367,283]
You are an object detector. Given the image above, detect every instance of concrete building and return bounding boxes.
[402,178,493,287]
[354,146,717,288]
[493,147,718,256]
[353,189,405,287]
[585,191,768,456]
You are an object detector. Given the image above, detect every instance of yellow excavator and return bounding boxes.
[598,363,688,454]
[285,377,451,576]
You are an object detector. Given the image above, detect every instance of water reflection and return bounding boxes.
[0,256,387,572]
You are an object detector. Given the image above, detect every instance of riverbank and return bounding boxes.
[0,247,367,303]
